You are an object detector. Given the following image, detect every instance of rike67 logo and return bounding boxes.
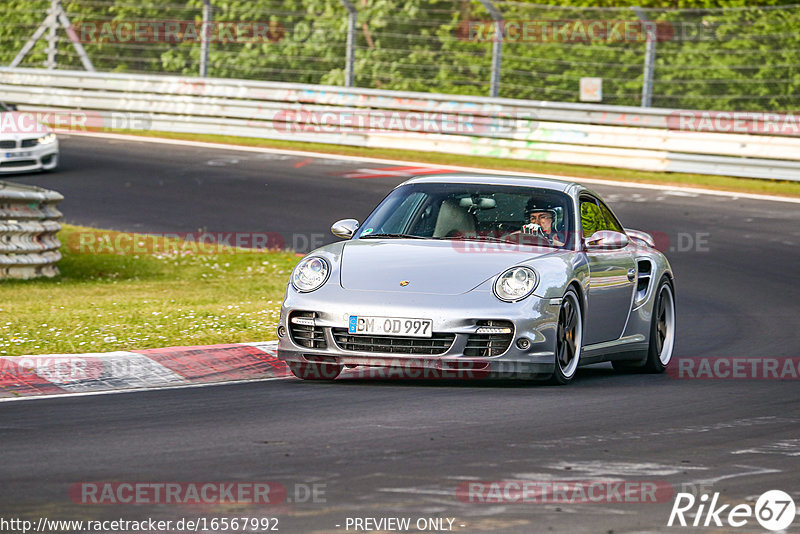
[668,490,796,531]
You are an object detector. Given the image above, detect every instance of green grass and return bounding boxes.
[0,225,299,356]
[115,129,800,198]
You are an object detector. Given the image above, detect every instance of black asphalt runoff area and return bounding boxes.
[2,134,799,533]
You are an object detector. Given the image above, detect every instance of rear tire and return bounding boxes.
[612,276,675,374]
[643,278,676,373]
[288,362,342,380]
[549,288,583,385]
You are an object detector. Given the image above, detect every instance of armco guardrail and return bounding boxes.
[0,181,63,279]
[1,67,799,181]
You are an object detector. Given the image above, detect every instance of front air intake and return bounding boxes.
[331,329,455,355]
[464,320,514,357]
[288,311,327,349]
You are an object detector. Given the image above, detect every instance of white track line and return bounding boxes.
[64,131,800,205]
[0,375,290,403]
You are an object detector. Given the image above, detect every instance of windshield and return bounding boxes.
[355,182,575,249]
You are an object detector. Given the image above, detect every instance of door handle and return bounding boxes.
[627,268,636,281]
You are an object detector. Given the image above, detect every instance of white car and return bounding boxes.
[0,103,59,174]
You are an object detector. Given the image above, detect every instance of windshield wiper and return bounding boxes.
[360,233,428,239]
[359,233,521,243]
[433,234,508,243]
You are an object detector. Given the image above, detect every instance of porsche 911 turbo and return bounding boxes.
[277,173,675,384]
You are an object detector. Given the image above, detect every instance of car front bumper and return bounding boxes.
[277,286,561,379]
[0,141,59,173]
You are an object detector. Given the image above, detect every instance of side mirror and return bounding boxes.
[331,218,359,239]
[585,230,629,250]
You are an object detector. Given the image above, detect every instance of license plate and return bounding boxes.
[5,151,32,158]
[348,316,433,338]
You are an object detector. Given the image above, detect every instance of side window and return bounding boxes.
[376,192,426,234]
[598,200,624,233]
[580,197,608,237]
[408,202,436,236]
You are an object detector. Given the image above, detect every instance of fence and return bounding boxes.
[0,180,63,279]
[2,67,800,181]
[2,1,800,111]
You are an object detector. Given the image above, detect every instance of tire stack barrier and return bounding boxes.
[0,180,63,279]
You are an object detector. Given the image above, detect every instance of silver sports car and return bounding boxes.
[277,174,675,384]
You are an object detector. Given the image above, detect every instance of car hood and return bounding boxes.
[339,239,559,295]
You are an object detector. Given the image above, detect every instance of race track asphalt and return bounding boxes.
[2,134,799,533]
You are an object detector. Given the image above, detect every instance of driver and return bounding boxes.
[521,200,565,246]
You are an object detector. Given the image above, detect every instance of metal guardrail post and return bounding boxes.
[10,0,95,71]
[479,0,503,98]
[0,181,63,279]
[45,0,58,69]
[633,6,656,108]
[200,0,213,78]
[10,8,57,68]
[340,0,357,87]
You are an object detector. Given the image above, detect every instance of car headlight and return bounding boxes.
[493,266,538,302]
[37,133,56,145]
[291,256,330,292]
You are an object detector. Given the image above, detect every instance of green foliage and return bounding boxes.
[1,0,798,110]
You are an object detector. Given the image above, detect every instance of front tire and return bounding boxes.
[550,288,583,385]
[288,361,342,380]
